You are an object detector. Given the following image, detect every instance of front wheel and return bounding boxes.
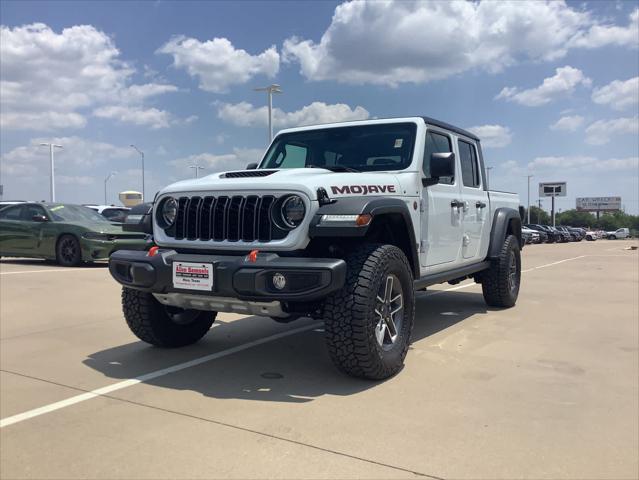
[122,287,216,347]
[608,235,617,240]
[56,234,82,266]
[322,244,415,380]
[480,234,521,308]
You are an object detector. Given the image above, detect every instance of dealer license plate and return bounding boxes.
[172,262,213,291]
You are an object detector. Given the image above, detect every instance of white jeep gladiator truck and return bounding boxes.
[110,117,522,379]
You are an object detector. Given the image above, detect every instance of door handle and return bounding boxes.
[450,200,462,209]
[476,201,487,209]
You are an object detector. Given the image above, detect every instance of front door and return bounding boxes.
[420,129,463,270]
[457,138,489,261]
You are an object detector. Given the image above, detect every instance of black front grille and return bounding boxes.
[165,195,285,242]
[223,170,276,178]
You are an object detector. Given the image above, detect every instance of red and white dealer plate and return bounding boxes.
[172,262,213,291]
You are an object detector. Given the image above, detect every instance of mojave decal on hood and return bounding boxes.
[159,168,405,200]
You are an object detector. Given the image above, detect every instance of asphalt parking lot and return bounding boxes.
[1,240,637,479]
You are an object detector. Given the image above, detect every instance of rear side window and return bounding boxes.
[424,131,454,184]
[458,140,481,188]
[0,205,24,220]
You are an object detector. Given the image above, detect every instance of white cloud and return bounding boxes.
[549,115,585,132]
[466,125,512,148]
[169,148,265,175]
[217,101,370,129]
[591,76,639,111]
[0,137,136,178]
[93,105,173,129]
[0,111,87,131]
[496,66,591,106]
[568,8,639,49]
[282,1,635,86]
[57,175,95,186]
[528,155,638,171]
[0,23,179,131]
[158,36,279,93]
[584,116,639,145]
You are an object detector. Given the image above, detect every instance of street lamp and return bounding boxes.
[485,166,493,189]
[130,145,145,200]
[188,164,205,178]
[526,175,533,224]
[39,143,63,202]
[254,84,282,143]
[104,171,117,204]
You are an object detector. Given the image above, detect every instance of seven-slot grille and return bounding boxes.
[165,195,286,242]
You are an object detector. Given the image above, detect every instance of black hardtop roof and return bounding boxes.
[421,116,480,142]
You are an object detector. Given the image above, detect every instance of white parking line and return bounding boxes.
[0,322,321,429]
[0,252,603,428]
[0,268,105,275]
[426,254,590,295]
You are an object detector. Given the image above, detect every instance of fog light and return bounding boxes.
[272,273,286,290]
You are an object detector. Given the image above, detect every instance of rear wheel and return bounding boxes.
[122,287,215,347]
[322,244,415,380]
[480,234,521,308]
[56,235,82,267]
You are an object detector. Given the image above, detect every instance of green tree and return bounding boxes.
[556,209,597,228]
[525,206,550,225]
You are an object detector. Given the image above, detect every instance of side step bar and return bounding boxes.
[414,261,490,290]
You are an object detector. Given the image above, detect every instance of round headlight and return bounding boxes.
[280,195,305,229]
[161,197,178,227]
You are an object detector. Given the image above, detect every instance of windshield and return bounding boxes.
[48,204,110,223]
[260,123,417,172]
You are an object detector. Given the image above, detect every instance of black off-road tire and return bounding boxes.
[122,287,216,347]
[56,234,82,267]
[322,244,415,380]
[480,234,521,308]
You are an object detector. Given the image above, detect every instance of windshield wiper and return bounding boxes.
[307,164,359,173]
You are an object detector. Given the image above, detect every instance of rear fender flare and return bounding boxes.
[487,208,522,258]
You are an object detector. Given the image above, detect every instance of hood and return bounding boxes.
[160,168,404,201]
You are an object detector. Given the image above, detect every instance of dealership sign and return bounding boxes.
[539,182,567,197]
[576,197,622,212]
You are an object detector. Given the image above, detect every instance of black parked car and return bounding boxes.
[526,224,558,243]
[557,226,581,241]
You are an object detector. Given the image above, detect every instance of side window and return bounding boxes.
[458,140,481,188]
[22,205,47,221]
[0,205,25,220]
[270,144,308,168]
[424,131,454,184]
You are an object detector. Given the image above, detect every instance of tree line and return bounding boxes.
[523,206,639,233]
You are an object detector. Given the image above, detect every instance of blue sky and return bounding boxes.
[1,0,638,213]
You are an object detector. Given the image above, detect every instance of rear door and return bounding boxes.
[457,138,489,261]
[421,128,463,270]
[0,205,28,254]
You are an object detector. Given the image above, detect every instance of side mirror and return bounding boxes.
[246,162,258,170]
[422,152,455,186]
[32,214,48,222]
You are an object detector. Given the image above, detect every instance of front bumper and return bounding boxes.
[108,249,347,303]
[81,237,151,261]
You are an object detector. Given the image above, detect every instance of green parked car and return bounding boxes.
[0,202,151,266]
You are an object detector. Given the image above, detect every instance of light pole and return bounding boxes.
[104,171,117,204]
[39,143,63,202]
[485,166,493,189]
[526,175,533,224]
[254,84,282,143]
[130,145,145,200]
[189,164,205,178]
